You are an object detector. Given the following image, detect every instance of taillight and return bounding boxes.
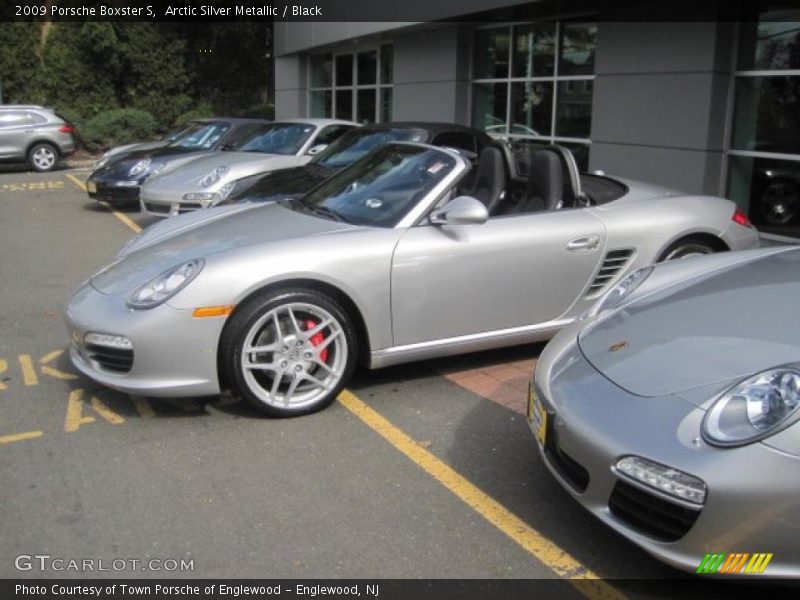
[58,125,74,134]
[732,208,751,228]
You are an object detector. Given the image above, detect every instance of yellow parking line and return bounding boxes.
[337,390,625,600]
[0,430,43,446]
[18,354,38,386]
[66,173,142,234]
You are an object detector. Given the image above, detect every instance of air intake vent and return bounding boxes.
[609,480,701,542]
[85,343,134,374]
[585,249,634,297]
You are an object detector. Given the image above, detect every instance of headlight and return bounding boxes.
[589,266,653,316]
[199,166,228,188]
[127,259,204,309]
[215,174,264,207]
[214,181,236,205]
[703,367,800,447]
[148,161,166,178]
[128,159,152,177]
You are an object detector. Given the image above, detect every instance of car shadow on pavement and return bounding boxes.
[80,200,140,214]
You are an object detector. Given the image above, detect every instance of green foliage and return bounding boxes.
[81,108,158,152]
[0,20,273,151]
[174,102,215,127]
[238,103,275,120]
[0,22,46,105]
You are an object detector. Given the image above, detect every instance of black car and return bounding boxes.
[85,118,271,204]
[221,122,492,205]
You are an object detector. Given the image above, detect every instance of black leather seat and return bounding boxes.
[525,148,564,211]
[470,146,507,214]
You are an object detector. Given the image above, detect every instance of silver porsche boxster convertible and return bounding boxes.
[66,141,758,417]
[529,246,800,576]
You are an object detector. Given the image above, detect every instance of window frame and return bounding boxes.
[308,44,394,124]
[470,20,596,152]
[723,16,800,238]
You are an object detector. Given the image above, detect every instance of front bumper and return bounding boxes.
[86,175,142,203]
[65,282,225,397]
[139,185,205,218]
[531,325,800,577]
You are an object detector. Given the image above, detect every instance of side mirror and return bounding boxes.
[306,143,328,156]
[429,196,489,226]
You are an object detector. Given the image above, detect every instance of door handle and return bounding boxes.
[566,235,600,252]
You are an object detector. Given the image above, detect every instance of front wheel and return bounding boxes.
[221,289,357,417]
[657,238,719,262]
[28,143,58,172]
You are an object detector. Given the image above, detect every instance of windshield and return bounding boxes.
[238,123,316,155]
[297,144,457,228]
[312,128,428,169]
[169,122,230,149]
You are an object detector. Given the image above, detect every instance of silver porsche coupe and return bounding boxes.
[139,118,358,217]
[529,246,800,577]
[66,141,759,417]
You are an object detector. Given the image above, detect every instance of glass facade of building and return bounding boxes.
[471,21,596,170]
[727,5,800,237]
[309,45,394,124]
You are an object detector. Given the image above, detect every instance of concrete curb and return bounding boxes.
[64,159,97,169]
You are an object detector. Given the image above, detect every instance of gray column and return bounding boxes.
[274,55,307,120]
[589,21,736,196]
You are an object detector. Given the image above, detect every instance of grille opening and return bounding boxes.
[585,249,635,297]
[544,422,590,493]
[609,479,701,542]
[143,202,170,214]
[85,343,134,374]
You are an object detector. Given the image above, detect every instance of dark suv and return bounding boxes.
[0,105,76,172]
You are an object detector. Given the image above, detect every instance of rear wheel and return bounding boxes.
[28,143,58,172]
[759,179,800,226]
[657,237,719,262]
[221,289,357,417]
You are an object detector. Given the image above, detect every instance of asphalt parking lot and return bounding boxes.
[0,166,719,594]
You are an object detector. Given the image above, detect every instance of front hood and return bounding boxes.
[578,249,800,399]
[91,202,356,295]
[93,148,216,180]
[233,163,336,202]
[143,152,307,193]
[106,140,167,159]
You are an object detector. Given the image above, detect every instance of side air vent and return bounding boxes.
[585,249,635,297]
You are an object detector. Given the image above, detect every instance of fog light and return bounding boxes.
[114,180,139,187]
[614,456,706,505]
[84,332,133,350]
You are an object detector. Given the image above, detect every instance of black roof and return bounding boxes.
[370,121,488,137]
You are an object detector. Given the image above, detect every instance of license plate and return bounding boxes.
[87,181,97,194]
[528,382,547,447]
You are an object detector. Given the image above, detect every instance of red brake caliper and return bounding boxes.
[305,319,329,363]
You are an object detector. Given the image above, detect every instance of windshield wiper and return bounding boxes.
[280,198,351,223]
[305,204,352,223]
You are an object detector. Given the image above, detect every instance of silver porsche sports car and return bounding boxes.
[65,141,758,418]
[529,246,800,577]
[139,118,358,217]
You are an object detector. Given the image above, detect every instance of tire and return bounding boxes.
[657,237,719,262]
[28,143,58,172]
[221,288,357,417]
[758,179,800,226]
